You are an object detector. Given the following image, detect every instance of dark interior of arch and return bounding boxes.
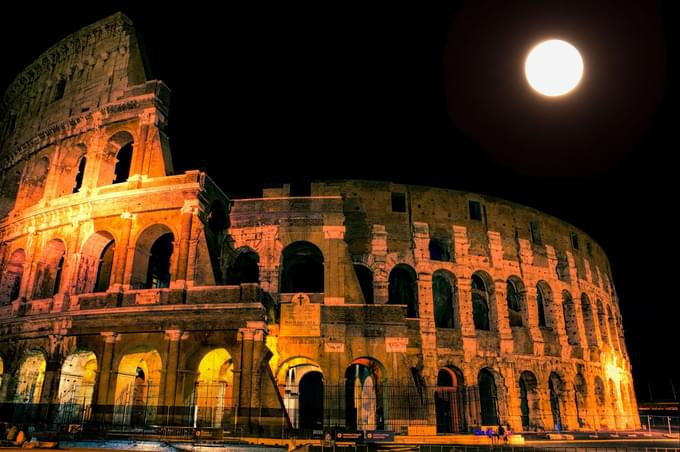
[478,369,499,425]
[506,280,523,327]
[94,240,115,292]
[471,274,489,330]
[433,274,454,328]
[536,285,547,327]
[228,250,260,285]
[0,249,25,305]
[353,264,373,304]
[429,239,450,261]
[280,241,324,293]
[113,142,133,184]
[388,265,418,318]
[72,156,87,193]
[146,233,174,289]
[299,371,324,430]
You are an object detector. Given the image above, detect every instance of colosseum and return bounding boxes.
[0,13,637,438]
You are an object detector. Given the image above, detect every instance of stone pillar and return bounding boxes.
[172,201,196,289]
[456,275,477,361]
[162,329,185,424]
[416,272,437,384]
[110,212,134,291]
[525,286,545,356]
[19,228,39,299]
[493,280,514,354]
[94,332,118,422]
[39,334,65,422]
[371,225,388,304]
[323,225,345,304]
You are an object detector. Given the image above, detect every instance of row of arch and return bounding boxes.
[2,131,135,216]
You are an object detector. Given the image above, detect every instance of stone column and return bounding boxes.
[172,201,196,289]
[493,280,514,354]
[416,273,438,384]
[456,275,477,362]
[110,212,134,291]
[162,329,185,424]
[525,286,545,356]
[371,225,388,304]
[94,332,118,422]
[323,225,346,304]
[39,334,65,422]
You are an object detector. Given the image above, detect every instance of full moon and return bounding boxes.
[525,39,584,97]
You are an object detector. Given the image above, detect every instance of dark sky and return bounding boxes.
[2,1,678,401]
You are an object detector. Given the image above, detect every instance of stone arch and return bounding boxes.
[0,165,24,216]
[433,269,457,328]
[562,290,581,346]
[429,238,451,262]
[506,276,526,327]
[537,281,560,329]
[435,366,466,433]
[549,372,566,431]
[76,231,116,294]
[594,376,606,427]
[388,264,419,318]
[99,131,134,186]
[13,350,47,404]
[130,224,175,289]
[574,373,588,429]
[193,348,234,428]
[477,368,499,425]
[519,370,541,430]
[227,247,260,285]
[56,351,97,423]
[278,358,325,430]
[32,238,66,299]
[22,155,50,208]
[535,281,550,327]
[471,271,493,331]
[113,349,162,426]
[54,145,87,196]
[580,293,598,348]
[0,248,25,305]
[345,357,386,430]
[353,263,374,304]
[280,241,324,293]
[596,299,610,344]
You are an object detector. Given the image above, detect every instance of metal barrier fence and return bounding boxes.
[641,415,680,434]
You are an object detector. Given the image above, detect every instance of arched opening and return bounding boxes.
[114,350,162,426]
[32,239,66,299]
[594,376,606,428]
[429,238,450,262]
[433,270,456,328]
[99,132,133,186]
[113,143,133,184]
[580,294,598,348]
[76,231,115,294]
[56,351,97,423]
[506,277,524,327]
[435,367,465,433]
[472,273,490,330]
[574,373,588,429]
[478,369,498,425]
[299,371,324,430]
[345,359,384,431]
[22,156,50,208]
[562,291,581,345]
[607,307,621,352]
[536,283,548,327]
[519,371,540,431]
[0,166,23,217]
[72,156,87,193]
[193,348,234,428]
[280,241,324,293]
[555,250,570,282]
[14,351,46,404]
[549,372,564,431]
[388,264,418,318]
[130,225,174,289]
[0,248,25,305]
[353,264,374,304]
[597,300,610,344]
[227,249,260,285]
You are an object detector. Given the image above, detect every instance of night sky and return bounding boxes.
[2,1,678,401]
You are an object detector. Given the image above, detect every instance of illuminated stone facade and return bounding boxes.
[0,13,637,435]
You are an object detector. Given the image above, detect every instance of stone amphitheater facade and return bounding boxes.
[0,13,637,436]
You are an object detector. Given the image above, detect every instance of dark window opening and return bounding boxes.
[388,265,418,318]
[429,238,451,262]
[94,241,115,292]
[570,232,579,250]
[586,241,592,257]
[353,264,374,304]
[52,79,66,102]
[72,156,87,193]
[478,370,499,425]
[433,273,454,328]
[471,274,490,330]
[391,192,406,212]
[113,143,133,184]
[536,285,547,327]
[52,256,64,295]
[228,250,260,285]
[506,280,523,327]
[146,233,174,289]
[280,241,324,293]
[299,371,324,430]
[530,220,542,244]
[469,200,482,221]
